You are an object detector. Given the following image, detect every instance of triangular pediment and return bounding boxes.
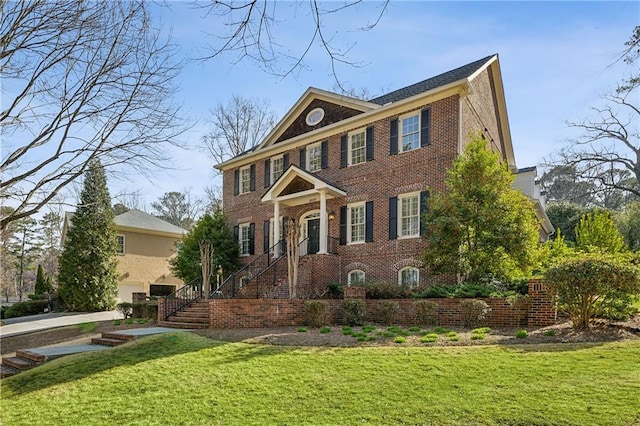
[257,88,380,150]
[280,176,314,196]
[262,165,346,206]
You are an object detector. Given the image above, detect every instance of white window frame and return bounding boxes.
[271,155,284,183]
[239,166,251,194]
[116,234,125,255]
[399,266,419,288]
[348,270,365,286]
[239,275,251,288]
[347,202,365,244]
[399,112,420,153]
[239,222,251,256]
[307,142,322,172]
[348,128,366,166]
[398,192,420,239]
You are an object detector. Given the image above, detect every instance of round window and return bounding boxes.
[305,107,325,126]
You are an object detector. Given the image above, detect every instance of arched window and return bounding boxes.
[398,267,419,288]
[348,270,365,286]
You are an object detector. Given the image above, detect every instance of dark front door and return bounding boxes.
[307,218,320,254]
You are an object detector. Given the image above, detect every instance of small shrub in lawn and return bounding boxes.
[377,300,399,325]
[516,329,528,338]
[407,326,421,333]
[543,330,556,337]
[433,326,450,334]
[460,299,492,328]
[470,334,485,340]
[342,329,353,336]
[320,326,331,334]
[472,327,491,335]
[420,334,438,343]
[394,336,406,344]
[366,336,377,342]
[113,320,121,326]
[304,300,329,328]
[297,327,308,333]
[412,300,438,326]
[449,335,461,342]
[353,332,367,338]
[446,331,458,338]
[341,299,366,326]
[387,326,403,333]
[357,336,367,342]
[362,325,376,333]
[382,331,396,338]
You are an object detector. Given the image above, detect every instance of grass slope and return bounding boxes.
[2,333,639,425]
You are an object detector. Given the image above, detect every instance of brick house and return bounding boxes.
[215,54,552,298]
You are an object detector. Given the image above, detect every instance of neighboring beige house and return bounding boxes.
[62,209,186,303]
[514,166,554,241]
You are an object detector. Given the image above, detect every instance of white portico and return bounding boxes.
[261,165,345,255]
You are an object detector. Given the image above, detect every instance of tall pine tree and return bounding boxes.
[58,160,119,311]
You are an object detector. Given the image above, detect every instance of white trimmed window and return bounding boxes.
[271,156,284,182]
[239,275,250,288]
[348,270,365,286]
[307,142,322,172]
[240,166,251,194]
[399,192,420,238]
[239,223,251,256]
[400,113,420,152]
[116,235,125,255]
[348,203,365,244]
[399,267,419,288]
[349,129,366,166]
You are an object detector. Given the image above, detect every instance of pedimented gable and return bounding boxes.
[280,176,314,196]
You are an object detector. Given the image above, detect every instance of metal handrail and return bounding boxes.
[248,237,308,298]
[161,276,204,320]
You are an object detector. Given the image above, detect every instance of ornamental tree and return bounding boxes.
[422,134,540,283]
[575,208,626,253]
[170,209,239,287]
[58,160,119,311]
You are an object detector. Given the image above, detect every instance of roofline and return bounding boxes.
[115,224,185,239]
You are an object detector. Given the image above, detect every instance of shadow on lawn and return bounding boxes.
[1,332,228,395]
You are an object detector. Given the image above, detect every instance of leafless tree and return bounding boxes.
[202,95,277,166]
[0,1,186,230]
[151,190,205,230]
[203,185,223,212]
[195,1,389,89]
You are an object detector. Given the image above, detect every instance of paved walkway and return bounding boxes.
[0,311,124,338]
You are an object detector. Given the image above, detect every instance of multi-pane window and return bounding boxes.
[349,130,366,166]
[307,143,322,172]
[401,113,420,152]
[239,223,251,256]
[116,235,125,255]
[271,156,284,182]
[399,267,419,288]
[400,193,420,238]
[348,204,365,243]
[348,270,365,286]
[240,166,251,194]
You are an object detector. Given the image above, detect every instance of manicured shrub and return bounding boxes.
[460,299,491,328]
[544,253,640,329]
[412,300,438,325]
[304,300,329,327]
[116,302,133,318]
[393,336,406,344]
[516,329,528,338]
[376,300,399,325]
[365,281,412,299]
[319,326,331,334]
[4,300,49,318]
[472,327,491,335]
[340,299,366,326]
[433,326,450,334]
[420,334,438,343]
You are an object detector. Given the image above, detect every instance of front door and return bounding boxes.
[307,218,320,254]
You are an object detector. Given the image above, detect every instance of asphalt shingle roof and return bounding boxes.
[368,55,495,105]
[114,209,186,235]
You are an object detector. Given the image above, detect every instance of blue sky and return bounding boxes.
[110,1,639,208]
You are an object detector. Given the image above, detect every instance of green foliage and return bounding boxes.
[460,299,491,328]
[433,326,450,334]
[412,300,438,325]
[515,330,528,339]
[78,322,97,333]
[364,280,412,299]
[116,303,133,318]
[34,264,52,295]
[303,300,328,327]
[376,300,399,325]
[170,209,239,285]
[319,327,331,334]
[618,202,640,251]
[297,327,308,332]
[4,300,49,318]
[340,299,366,326]
[575,209,626,253]
[594,292,639,320]
[326,282,343,299]
[545,202,588,243]
[544,253,640,329]
[543,330,556,337]
[132,302,158,319]
[422,134,541,283]
[415,279,528,299]
[393,336,406,344]
[57,160,118,312]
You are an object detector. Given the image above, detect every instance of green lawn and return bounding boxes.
[2,333,639,425]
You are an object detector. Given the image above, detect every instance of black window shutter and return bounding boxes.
[233,169,239,195]
[234,225,239,242]
[248,223,255,255]
[389,197,398,240]
[249,164,256,191]
[264,160,270,188]
[390,118,398,155]
[283,153,289,170]
[365,201,373,243]
[321,140,328,169]
[300,148,306,170]
[263,220,270,253]
[366,126,374,161]
[420,190,430,236]
[339,206,347,245]
[340,135,348,168]
[421,108,431,147]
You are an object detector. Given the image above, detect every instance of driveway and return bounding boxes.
[0,311,124,338]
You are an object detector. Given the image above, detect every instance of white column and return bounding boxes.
[319,190,328,254]
[273,200,281,257]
